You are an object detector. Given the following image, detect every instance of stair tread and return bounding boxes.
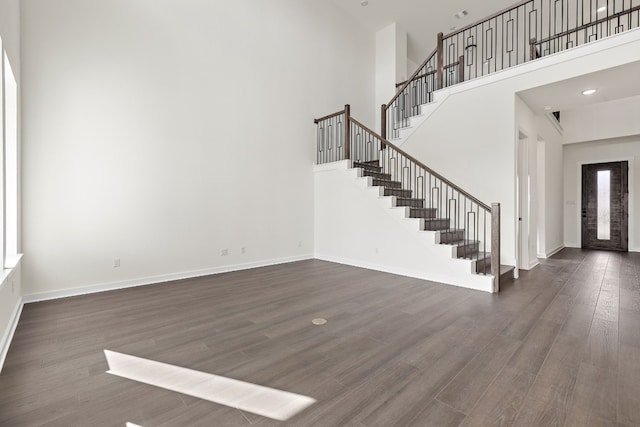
[372,178,402,188]
[411,208,438,211]
[449,240,480,247]
[455,251,491,260]
[439,229,465,235]
[364,171,392,178]
[385,188,411,197]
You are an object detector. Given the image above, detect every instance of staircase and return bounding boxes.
[314,0,640,292]
[354,159,496,276]
[314,111,502,292]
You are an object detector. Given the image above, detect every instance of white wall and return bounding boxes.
[513,97,565,263]
[515,97,540,269]
[0,0,22,372]
[562,95,640,144]
[0,0,19,67]
[537,115,564,257]
[314,161,494,292]
[375,22,407,130]
[398,28,640,267]
[563,137,640,251]
[21,0,376,298]
[407,58,419,77]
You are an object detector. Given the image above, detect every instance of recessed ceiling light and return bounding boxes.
[582,89,597,95]
[544,106,553,111]
[455,10,469,19]
[597,6,607,12]
[361,0,368,6]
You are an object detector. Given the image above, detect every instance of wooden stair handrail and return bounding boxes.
[349,117,491,211]
[385,47,438,111]
[395,59,464,88]
[313,109,346,124]
[531,4,640,46]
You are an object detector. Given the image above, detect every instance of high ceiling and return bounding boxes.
[333,0,640,116]
[332,0,520,64]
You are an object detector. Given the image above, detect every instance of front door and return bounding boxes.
[581,161,628,251]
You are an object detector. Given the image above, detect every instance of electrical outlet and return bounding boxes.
[220,248,228,256]
[298,241,302,247]
[375,247,379,254]
[113,258,121,268]
[241,247,246,254]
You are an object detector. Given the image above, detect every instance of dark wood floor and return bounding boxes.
[1,249,639,426]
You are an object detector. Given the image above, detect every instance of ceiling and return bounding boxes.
[517,61,640,113]
[332,0,640,115]
[332,0,519,64]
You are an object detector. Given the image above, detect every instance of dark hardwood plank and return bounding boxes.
[407,398,466,426]
[583,317,618,369]
[460,367,536,426]
[0,250,637,426]
[569,362,618,422]
[617,344,640,426]
[436,334,521,414]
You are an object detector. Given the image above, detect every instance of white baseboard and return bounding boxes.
[22,255,314,304]
[314,254,494,293]
[0,296,24,374]
[537,245,565,259]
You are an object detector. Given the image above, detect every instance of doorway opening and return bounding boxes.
[581,161,628,251]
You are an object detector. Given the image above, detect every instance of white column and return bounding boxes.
[375,22,407,131]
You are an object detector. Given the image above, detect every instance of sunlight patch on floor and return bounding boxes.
[105,350,316,421]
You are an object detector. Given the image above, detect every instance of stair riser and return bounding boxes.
[396,199,425,208]
[410,208,437,219]
[456,242,480,258]
[363,171,392,180]
[423,219,450,231]
[384,189,413,198]
[373,179,402,189]
[474,258,492,274]
[353,161,382,173]
[438,230,465,243]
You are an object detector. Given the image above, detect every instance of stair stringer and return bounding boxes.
[313,160,495,293]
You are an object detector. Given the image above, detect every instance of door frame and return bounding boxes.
[515,131,528,275]
[515,129,540,274]
[575,156,634,249]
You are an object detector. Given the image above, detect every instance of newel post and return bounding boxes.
[491,203,501,293]
[436,32,444,89]
[344,104,351,160]
[529,37,538,61]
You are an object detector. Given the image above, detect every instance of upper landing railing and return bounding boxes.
[382,0,640,139]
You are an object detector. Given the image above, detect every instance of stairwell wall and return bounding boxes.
[20,0,376,298]
[398,29,640,267]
